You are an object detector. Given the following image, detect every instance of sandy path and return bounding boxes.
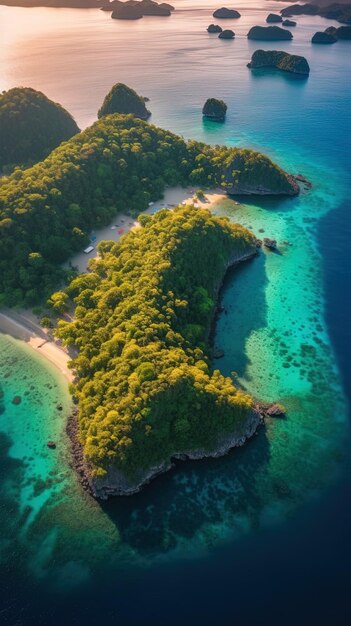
[65,186,226,274]
[0,186,227,380]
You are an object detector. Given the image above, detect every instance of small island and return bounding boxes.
[266,13,283,23]
[312,31,337,43]
[247,26,293,41]
[207,24,222,33]
[213,7,241,19]
[0,87,79,172]
[202,98,228,121]
[218,29,235,39]
[248,50,310,76]
[97,83,151,119]
[111,0,171,19]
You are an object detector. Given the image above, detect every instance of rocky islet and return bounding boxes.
[247,50,310,76]
[247,25,293,41]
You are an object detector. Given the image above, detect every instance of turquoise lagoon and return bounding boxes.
[0,1,350,621]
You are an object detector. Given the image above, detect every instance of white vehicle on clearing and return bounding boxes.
[83,245,95,254]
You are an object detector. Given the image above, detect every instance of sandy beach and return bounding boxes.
[0,309,73,383]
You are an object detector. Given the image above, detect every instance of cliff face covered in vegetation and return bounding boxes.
[97,83,150,119]
[0,114,297,306]
[56,207,259,496]
[0,87,79,171]
[202,98,227,121]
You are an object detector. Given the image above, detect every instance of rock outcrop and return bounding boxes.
[266,403,286,417]
[247,25,293,40]
[266,13,283,23]
[98,83,151,119]
[282,19,296,26]
[247,49,310,75]
[312,30,337,43]
[325,25,351,38]
[202,98,227,121]
[213,7,241,18]
[207,23,223,32]
[218,29,235,39]
[263,237,278,249]
[281,3,319,17]
[106,0,173,12]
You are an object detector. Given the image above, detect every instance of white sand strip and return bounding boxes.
[0,312,73,383]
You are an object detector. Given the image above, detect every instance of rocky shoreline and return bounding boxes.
[65,244,268,500]
[66,408,93,494]
[226,173,299,196]
[66,402,265,499]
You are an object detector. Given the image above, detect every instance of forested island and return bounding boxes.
[247,25,293,40]
[110,0,173,18]
[202,98,227,120]
[56,206,262,497]
[213,7,241,19]
[248,50,310,75]
[98,83,150,119]
[312,25,351,41]
[0,111,298,306]
[0,87,79,171]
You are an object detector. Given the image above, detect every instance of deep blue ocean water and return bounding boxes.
[0,2,350,624]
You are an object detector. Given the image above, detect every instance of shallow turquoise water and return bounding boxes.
[0,154,347,586]
[0,338,73,546]
[0,0,350,616]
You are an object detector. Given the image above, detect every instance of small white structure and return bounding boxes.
[83,245,95,254]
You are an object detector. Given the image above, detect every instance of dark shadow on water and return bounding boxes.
[249,67,309,84]
[101,254,270,555]
[228,194,301,215]
[0,432,33,617]
[101,426,270,556]
[213,250,268,379]
[202,118,225,128]
[264,247,283,255]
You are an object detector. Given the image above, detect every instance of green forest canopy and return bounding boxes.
[0,87,80,171]
[0,114,296,306]
[56,206,256,480]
